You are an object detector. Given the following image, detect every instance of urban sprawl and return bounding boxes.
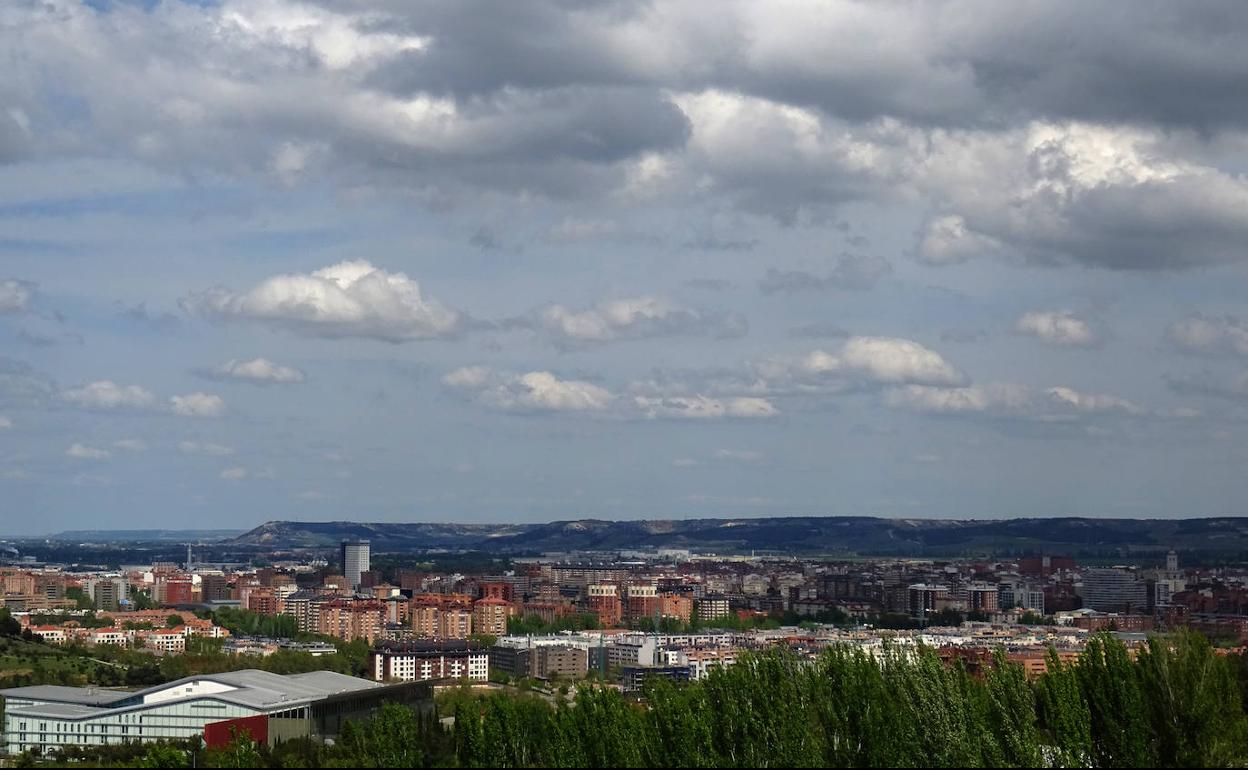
[2,539,1246,758]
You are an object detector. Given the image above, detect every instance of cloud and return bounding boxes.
[634,395,778,420]
[0,358,56,408]
[917,122,1248,270]
[220,466,275,481]
[444,367,614,413]
[60,381,158,411]
[0,416,11,430]
[170,393,227,418]
[3,2,1247,273]
[886,383,1033,415]
[178,441,235,456]
[67,443,110,460]
[1044,386,1142,415]
[1168,314,1248,358]
[535,296,746,347]
[887,382,1143,418]
[441,366,492,390]
[60,380,225,418]
[0,279,34,314]
[758,255,892,293]
[1167,371,1248,402]
[205,357,306,384]
[112,439,148,451]
[1015,310,1097,347]
[184,260,462,342]
[916,215,1002,266]
[446,366,775,420]
[713,449,764,462]
[771,336,965,388]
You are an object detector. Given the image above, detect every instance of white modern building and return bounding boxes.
[340,540,370,590]
[1081,568,1148,613]
[370,641,489,683]
[1,670,423,756]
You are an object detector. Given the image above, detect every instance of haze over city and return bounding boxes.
[4,0,1248,534]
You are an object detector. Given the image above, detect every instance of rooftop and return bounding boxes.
[1,670,381,721]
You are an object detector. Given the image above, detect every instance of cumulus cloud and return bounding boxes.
[0,416,11,430]
[2,2,1247,271]
[634,395,778,420]
[444,367,614,413]
[184,261,462,342]
[441,366,492,390]
[60,380,225,418]
[61,381,158,411]
[763,336,965,390]
[757,255,892,293]
[887,382,1143,419]
[917,122,1248,270]
[220,467,249,480]
[0,280,34,314]
[886,383,1034,415]
[170,393,227,418]
[1015,311,1098,347]
[1044,386,1143,415]
[205,357,306,384]
[535,296,746,347]
[1168,314,1248,358]
[67,443,109,460]
[916,215,1003,266]
[446,366,776,420]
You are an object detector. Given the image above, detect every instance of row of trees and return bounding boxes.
[204,607,300,639]
[10,630,1247,767]
[455,632,1248,768]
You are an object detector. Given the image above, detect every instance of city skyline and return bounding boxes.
[4,1,1248,532]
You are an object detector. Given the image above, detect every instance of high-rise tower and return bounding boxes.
[341,540,370,590]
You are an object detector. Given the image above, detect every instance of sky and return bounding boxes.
[3,0,1248,534]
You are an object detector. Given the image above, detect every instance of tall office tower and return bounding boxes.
[341,540,370,590]
[1082,568,1147,613]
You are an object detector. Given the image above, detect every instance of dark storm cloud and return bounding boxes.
[960,1,1248,131]
[359,0,665,98]
[353,0,1248,132]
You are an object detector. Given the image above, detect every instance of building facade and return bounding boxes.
[340,541,370,590]
[370,641,489,683]
[1,670,423,756]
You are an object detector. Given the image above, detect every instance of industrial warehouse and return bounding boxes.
[0,669,431,755]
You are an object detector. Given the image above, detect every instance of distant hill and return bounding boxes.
[227,516,1248,557]
[47,529,246,542]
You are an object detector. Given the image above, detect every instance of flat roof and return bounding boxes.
[1,670,382,721]
[0,685,132,707]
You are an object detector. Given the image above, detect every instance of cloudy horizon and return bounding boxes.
[3,0,1248,534]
